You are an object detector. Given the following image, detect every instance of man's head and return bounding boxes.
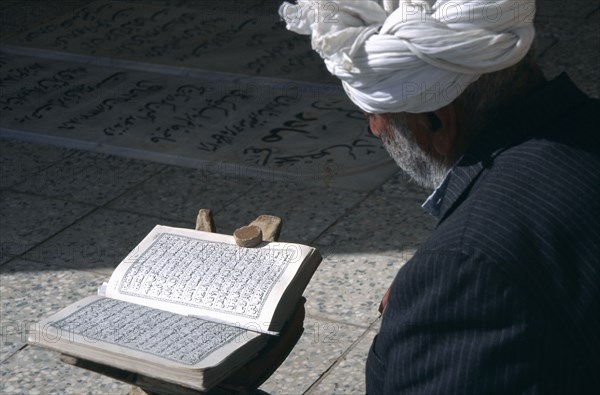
[280,0,539,188]
[367,47,544,189]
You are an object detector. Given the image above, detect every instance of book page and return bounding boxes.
[106,226,315,333]
[30,296,262,370]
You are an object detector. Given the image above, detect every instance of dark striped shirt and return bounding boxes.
[366,74,600,394]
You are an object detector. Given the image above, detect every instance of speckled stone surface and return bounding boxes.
[0,191,95,258]
[0,345,130,394]
[308,327,378,394]
[374,171,432,201]
[260,317,366,395]
[23,208,190,274]
[13,151,164,206]
[305,253,404,327]
[537,17,600,98]
[315,191,436,258]
[214,181,367,243]
[0,138,75,190]
[0,259,107,362]
[536,0,599,18]
[108,166,257,223]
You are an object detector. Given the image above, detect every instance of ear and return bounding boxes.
[430,103,458,156]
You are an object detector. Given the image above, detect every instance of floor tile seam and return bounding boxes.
[245,178,372,194]
[314,245,419,260]
[303,312,372,330]
[210,179,268,215]
[96,164,169,209]
[22,260,113,280]
[537,38,560,58]
[309,186,384,246]
[97,205,195,226]
[307,169,406,246]
[102,164,176,211]
[0,253,113,278]
[0,145,81,192]
[0,343,27,364]
[314,244,425,265]
[210,181,266,216]
[586,6,600,19]
[302,320,379,395]
[2,187,100,208]
[102,181,255,224]
[4,158,166,207]
[2,204,102,267]
[0,257,17,268]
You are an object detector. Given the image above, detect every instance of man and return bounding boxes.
[280,0,600,393]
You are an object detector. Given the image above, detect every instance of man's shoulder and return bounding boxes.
[434,135,600,253]
[419,127,600,314]
[421,123,600,265]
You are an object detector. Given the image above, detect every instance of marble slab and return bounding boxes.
[1,0,335,84]
[0,52,397,191]
[260,317,366,394]
[0,346,130,394]
[308,327,378,394]
[0,259,108,362]
[23,208,190,275]
[304,253,403,327]
[0,191,95,259]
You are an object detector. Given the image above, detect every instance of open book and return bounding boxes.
[28,225,322,391]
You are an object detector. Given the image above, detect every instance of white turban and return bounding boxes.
[279,0,536,113]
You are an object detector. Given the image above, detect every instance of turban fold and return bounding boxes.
[279,0,536,113]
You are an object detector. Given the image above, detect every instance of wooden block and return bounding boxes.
[248,215,282,242]
[233,225,263,247]
[195,209,216,233]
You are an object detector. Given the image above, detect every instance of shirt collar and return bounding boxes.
[421,168,453,219]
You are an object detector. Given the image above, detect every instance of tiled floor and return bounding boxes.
[1,1,598,394]
[0,137,390,394]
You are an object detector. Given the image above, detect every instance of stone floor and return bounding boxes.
[1,1,598,394]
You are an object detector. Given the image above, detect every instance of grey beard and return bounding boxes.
[380,115,450,190]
